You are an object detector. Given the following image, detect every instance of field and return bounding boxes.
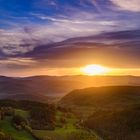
[33,111,83,140]
[14,109,29,118]
[33,111,99,140]
[0,117,35,140]
[0,106,98,140]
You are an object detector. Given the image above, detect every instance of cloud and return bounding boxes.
[23,29,140,69]
[0,10,139,58]
[0,11,119,57]
[111,0,140,12]
[0,0,140,57]
[0,29,36,56]
[0,58,35,66]
[0,26,57,56]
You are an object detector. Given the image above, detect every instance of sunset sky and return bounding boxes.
[0,0,140,76]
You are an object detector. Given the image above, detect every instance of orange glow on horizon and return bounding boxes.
[2,64,140,77]
[80,64,111,75]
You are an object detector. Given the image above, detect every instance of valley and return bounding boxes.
[0,84,140,140]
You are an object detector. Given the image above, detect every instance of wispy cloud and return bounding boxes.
[111,0,140,12]
[0,8,139,57]
[0,28,36,55]
[0,10,119,56]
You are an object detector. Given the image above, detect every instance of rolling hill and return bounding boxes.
[0,75,140,102]
[60,86,140,139]
[60,86,140,109]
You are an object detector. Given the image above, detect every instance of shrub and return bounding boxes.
[12,114,28,130]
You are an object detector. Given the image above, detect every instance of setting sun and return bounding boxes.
[81,64,111,75]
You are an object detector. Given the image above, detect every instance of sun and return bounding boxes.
[81,64,110,75]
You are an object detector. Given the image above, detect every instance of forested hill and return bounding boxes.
[60,86,140,108]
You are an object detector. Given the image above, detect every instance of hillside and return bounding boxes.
[60,86,140,108]
[60,86,140,139]
[0,75,140,102]
[85,105,140,140]
[60,86,140,118]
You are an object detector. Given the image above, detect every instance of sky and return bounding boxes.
[0,0,140,76]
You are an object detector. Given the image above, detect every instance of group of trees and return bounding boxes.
[0,107,14,120]
[12,114,29,131]
[0,100,56,130]
[0,100,57,140]
[30,106,56,130]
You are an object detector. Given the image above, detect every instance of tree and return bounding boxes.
[30,106,56,130]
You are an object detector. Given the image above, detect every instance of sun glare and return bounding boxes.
[81,64,111,75]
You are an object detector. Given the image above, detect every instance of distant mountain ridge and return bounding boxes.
[0,75,140,102]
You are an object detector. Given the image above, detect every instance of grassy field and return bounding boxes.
[33,111,84,140]
[33,126,86,140]
[15,109,83,140]
[0,108,99,140]
[0,117,35,140]
[33,128,98,140]
[14,109,29,118]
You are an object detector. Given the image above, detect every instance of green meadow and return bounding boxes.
[0,117,35,140]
